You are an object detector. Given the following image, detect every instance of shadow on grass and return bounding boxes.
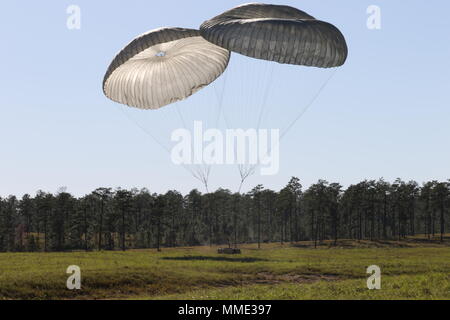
[161,256,267,263]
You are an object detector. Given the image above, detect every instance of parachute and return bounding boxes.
[103,27,231,192]
[200,3,348,68]
[103,27,230,110]
[102,4,348,193]
[198,3,348,190]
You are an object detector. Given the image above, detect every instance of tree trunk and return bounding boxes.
[98,200,103,250]
[84,208,88,251]
[157,217,161,252]
[257,197,261,249]
[440,198,445,242]
[383,195,387,239]
[121,209,126,251]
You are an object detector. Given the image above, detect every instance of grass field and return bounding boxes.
[0,237,449,300]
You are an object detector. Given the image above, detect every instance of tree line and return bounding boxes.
[0,178,449,252]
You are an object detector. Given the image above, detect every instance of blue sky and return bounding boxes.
[1,0,449,197]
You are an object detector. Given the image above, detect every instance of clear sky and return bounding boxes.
[1,0,449,197]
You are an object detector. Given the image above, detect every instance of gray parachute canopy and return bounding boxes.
[200,3,348,68]
[103,27,230,110]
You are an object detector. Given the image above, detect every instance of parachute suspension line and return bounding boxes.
[175,104,187,129]
[174,100,212,193]
[218,59,270,193]
[236,61,274,192]
[196,69,230,194]
[256,63,276,131]
[242,59,253,128]
[280,69,337,139]
[218,91,248,193]
[237,164,256,193]
[118,106,170,154]
[103,27,232,195]
[187,69,229,194]
[246,59,264,129]
[217,97,252,193]
[118,105,207,190]
[191,165,211,193]
[218,64,337,193]
[170,67,229,194]
[247,68,339,176]
[214,69,229,128]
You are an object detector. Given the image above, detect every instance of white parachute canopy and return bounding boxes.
[103,27,230,110]
[103,27,231,192]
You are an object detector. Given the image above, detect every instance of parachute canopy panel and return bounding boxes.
[200,3,348,68]
[103,27,230,110]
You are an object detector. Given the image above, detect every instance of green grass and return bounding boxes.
[154,273,450,300]
[0,239,449,300]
